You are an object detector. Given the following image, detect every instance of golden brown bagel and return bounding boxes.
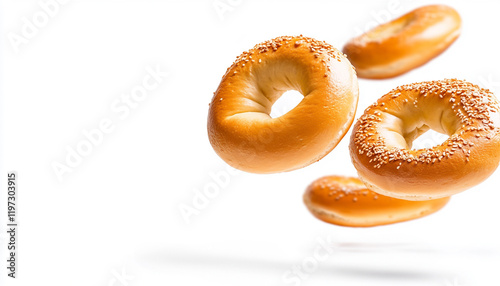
[208,35,359,173]
[350,79,500,201]
[343,5,461,79]
[303,176,450,227]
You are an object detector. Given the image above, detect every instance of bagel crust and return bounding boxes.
[208,36,359,173]
[343,5,461,79]
[303,176,450,227]
[349,79,500,200]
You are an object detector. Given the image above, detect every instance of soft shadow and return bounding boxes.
[136,246,456,283]
[137,249,290,273]
[329,265,448,281]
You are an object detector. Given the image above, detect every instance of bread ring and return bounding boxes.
[303,175,450,227]
[208,36,359,173]
[343,5,461,79]
[350,79,500,201]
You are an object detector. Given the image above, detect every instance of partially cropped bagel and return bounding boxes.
[303,176,450,227]
[208,35,359,173]
[350,79,500,201]
[343,5,461,79]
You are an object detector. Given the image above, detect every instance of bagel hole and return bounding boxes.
[270,90,303,118]
[411,129,449,150]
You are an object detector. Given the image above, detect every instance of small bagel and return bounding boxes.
[343,5,461,79]
[208,35,359,173]
[350,79,500,201]
[303,176,450,227]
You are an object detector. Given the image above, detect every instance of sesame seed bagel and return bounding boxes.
[303,176,450,227]
[343,5,461,79]
[208,36,359,173]
[349,79,500,200]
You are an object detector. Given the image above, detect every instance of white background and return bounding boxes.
[1,0,500,285]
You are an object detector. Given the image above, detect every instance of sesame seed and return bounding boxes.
[351,79,500,169]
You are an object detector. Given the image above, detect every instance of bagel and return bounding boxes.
[343,5,461,79]
[208,35,359,173]
[303,176,450,227]
[350,79,500,200]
